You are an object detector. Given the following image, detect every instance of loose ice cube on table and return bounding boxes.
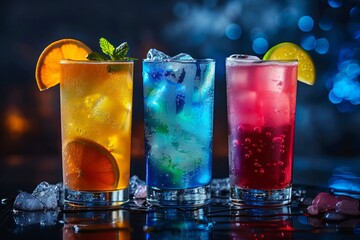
[13,181,63,211]
[129,175,146,195]
[146,49,170,60]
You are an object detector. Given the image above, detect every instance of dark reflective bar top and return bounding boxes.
[1,156,359,239]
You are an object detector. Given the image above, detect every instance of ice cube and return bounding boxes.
[13,192,43,211]
[134,185,147,199]
[13,181,63,211]
[146,49,170,60]
[171,53,195,62]
[211,178,230,196]
[228,54,260,61]
[129,175,146,195]
[32,181,63,210]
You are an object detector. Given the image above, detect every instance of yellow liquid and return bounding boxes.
[60,61,133,191]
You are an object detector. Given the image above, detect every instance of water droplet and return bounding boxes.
[280,144,285,149]
[252,143,257,147]
[233,140,240,146]
[277,161,284,166]
[245,138,251,144]
[272,137,284,144]
[280,134,286,138]
[254,162,261,167]
[280,149,285,153]
[259,168,265,174]
[266,132,272,137]
[257,148,262,153]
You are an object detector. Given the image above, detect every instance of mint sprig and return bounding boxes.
[86,37,137,61]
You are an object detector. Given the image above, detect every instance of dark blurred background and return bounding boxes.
[0,0,360,193]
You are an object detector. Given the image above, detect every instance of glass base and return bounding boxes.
[64,188,129,209]
[147,185,210,208]
[230,185,292,206]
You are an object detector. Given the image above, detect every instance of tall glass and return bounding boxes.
[143,58,215,207]
[226,55,298,206]
[60,60,133,208]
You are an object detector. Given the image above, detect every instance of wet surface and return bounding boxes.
[1,156,360,239]
[1,185,360,239]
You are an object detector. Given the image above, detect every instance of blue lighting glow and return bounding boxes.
[315,38,330,54]
[298,16,314,32]
[252,37,268,54]
[300,34,316,50]
[319,16,334,31]
[328,48,360,111]
[173,2,189,18]
[249,28,267,41]
[225,23,242,40]
[328,0,343,8]
[329,89,343,104]
[350,7,360,21]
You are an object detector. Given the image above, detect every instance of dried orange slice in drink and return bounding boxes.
[263,42,316,85]
[35,39,91,91]
[63,138,119,191]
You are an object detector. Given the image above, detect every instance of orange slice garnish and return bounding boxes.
[35,39,91,91]
[63,138,119,191]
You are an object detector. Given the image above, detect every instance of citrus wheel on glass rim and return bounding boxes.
[263,42,316,85]
[35,39,92,91]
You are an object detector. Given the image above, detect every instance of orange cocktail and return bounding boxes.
[60,60,133,206]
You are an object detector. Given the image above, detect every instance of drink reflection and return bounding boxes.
[229,205,293,240]
[63,209,131,240]
[145,208,212,240]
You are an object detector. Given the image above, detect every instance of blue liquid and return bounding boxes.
[143,60,215,189]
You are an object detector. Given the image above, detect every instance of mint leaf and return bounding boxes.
[114,42,129,59]
[99,38,115,60]
[86,52,108,61]
[87,37,137,62]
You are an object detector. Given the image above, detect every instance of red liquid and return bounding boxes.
[229,124,294,190]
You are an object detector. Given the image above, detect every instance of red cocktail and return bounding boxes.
[226,55,298,206]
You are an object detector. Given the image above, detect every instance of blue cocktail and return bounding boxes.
[143,49,215,206]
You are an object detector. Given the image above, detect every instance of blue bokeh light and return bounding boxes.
[350,7,360,21]
[225,23,242,40]
[252,37,268,54]
[300,34,316,50]
[329,90,343,104]
[328,0,343,8]
[315,38,330,54]
[319,16,334,31]
[298,16,314,32]
[328,48,360,111]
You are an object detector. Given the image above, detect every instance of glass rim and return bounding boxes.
[226,56,298,65]
[60,59,134,64]
[143,58,215,63]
